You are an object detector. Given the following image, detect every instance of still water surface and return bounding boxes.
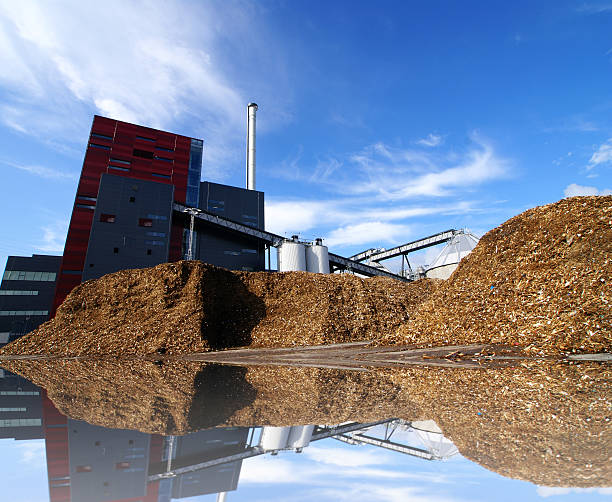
[0,357,609,502]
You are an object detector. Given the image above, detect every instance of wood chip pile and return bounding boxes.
[1,357,609,487]
[386,196,612,354]
[0,263,437,357]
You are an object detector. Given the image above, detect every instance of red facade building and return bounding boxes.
[52,115,202,314]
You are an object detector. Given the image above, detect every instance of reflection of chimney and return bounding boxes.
[246,103,258,190]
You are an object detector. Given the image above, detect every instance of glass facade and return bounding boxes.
[186,139,203,207]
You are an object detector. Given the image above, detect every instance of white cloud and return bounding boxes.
[2,160,78,181]
[537,486,612,498]
[417,134,443,147]
[15,440,46,468]
[563,183,612,197]
[588,138,612,169]
[0,0,290,177]
[325,221,412,248]
[265,200,331,236]
[296,484,460,502]
[36,220,69,253]
[303,445,387,467]
[240,456,302,484]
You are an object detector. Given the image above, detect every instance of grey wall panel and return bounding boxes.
[83,174,173,281]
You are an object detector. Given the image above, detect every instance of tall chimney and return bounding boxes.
[246,102,258,190]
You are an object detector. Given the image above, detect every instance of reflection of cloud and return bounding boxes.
[537,486,612,498]
[16,440,46,468]
[564,183,612,197]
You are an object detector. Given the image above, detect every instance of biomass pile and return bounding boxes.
[386,196,612,355]
[0,262,437,357]
[1,357,609,487]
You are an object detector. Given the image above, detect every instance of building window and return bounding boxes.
[147,249,152,255]
[155,146,174,152]
[0,419,42,427]
[145,240,164,246]
[146,214,168,221]
[2,271,56,281]
[100,214,116,223]
[0,290,39,296]
[129,196,135,203]
[91,133,112,141]
[89,143,111,150]
[139,218,153,227]
[76,204,95,210]
[146,231,166,237]
[77,195,97,202]
[0,407,26,412]
[151,173,170,179]
[76,465,93,473]
[133,148,154,159]
[223,251,240,256]
[109,165,129,172]
[241,249,257,254]
[0,310,48,316]
[154,156,173,163]
[135,136,155,142]
[109,157,131,165]
[115,462,131,470]
[113,247,119,254]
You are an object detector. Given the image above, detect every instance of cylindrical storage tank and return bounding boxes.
[286,425,315,449]
[259,426,291,451]
[305,242,329,273]
[278,241,307,272]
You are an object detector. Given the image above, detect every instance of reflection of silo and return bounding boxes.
[259,426,291,451]
[287,425,314,449]
[278,236,307,272]
[305,239,330,273]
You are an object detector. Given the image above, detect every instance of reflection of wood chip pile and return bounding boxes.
[387,196,612,355]
[0,263,438,357]
[1,357,609,487]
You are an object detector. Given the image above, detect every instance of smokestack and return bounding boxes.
[246,102,258,190]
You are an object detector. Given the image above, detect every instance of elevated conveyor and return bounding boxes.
[173,203,408,282]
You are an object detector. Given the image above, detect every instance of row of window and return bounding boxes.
[0,419,41,427]
[223,249,258,256]
[0,391,39,396]
[0,290,39,296]
[0,408,26,412]
[2,271,56,282]
[0,310,48,316]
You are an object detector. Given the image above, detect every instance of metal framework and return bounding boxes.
[350,229,464,263]
[174,203,408,282]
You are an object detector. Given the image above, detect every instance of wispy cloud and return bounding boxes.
[417,133,443,147]
[2,159,78,181]
[564,183,612,197]
[0,1,290,177]
[588,137,612,168]
[35,219,69,253]
[15,440,46,468]
[537,486,612,498]
[325,221,412,248]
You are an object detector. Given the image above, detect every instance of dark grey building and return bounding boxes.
[0,254,61,346]
[196,181,265,271]
[82,173,175,281]
[0,372,44,440]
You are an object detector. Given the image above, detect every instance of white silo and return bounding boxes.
[278,235,307,272]
[426,232,479,280]
[259,426,291,451]
[305,238,330,273]
[286,425,315,449]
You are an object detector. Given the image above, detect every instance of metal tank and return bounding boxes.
[286,425,315,449]
[259,426,291,451]
[305,238,330,273]
[278,236,307,272]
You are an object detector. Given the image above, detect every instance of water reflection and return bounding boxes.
[0,357,610,500]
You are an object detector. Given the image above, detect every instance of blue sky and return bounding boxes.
[0,0,611,272]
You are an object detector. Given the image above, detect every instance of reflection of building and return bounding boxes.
[0,254,61,347]
[0,372,43,440]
